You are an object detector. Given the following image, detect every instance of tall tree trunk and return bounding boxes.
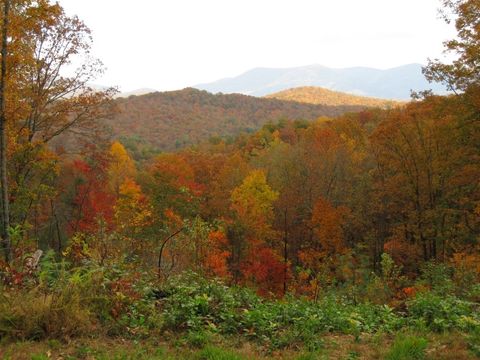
[0,0,10,263]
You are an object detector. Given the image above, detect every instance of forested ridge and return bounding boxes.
[105,87,379,152]
[265,86,403,108]
[0,0,479,359]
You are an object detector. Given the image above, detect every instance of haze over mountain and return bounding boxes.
[115,88,157,98]
[194,63,447,100]
[88,85,157,98]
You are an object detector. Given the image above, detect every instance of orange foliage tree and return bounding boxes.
[298,197,349,298]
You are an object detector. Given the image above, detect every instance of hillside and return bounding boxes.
[105,87,373,151]
[194,63,448,99]
[265,86,402,108]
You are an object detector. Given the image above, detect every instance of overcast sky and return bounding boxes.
[58,0,456,92]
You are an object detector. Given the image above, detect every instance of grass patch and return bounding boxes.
[184,329,213,349]
[295,352,325,360]
[195,345,244,360]
[385,334,428,360]
[467,329,480,357]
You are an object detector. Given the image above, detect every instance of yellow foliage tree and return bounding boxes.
[231,169,278,241]
[114,178,152,253]
[108,141,136,195]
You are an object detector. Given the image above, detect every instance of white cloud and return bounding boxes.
[58,0,456,92]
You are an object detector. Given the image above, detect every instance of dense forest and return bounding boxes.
[0,0,479,359]
[105,88,380,152]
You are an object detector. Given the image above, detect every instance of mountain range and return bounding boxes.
[194,63,447,100]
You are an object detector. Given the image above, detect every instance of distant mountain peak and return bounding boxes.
[194,64,447,100]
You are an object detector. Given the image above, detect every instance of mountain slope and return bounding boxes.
[194,64,447,100]
[104,88,378,152]
[266,86,402,108]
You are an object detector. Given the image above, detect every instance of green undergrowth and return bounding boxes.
[160,273,403,350]
[0,259,479,356]
[158,272,479,351]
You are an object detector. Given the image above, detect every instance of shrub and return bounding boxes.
[0,256,161,340]
[419,261,454,295]
[407,292,480,332]
[160,272,258,333]
[451,251,480,299]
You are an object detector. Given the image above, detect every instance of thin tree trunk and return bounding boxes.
[0,0,11,263]
[157,228,183,279]
[283,208,288,295]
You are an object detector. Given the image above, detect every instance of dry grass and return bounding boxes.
[0,286,96,341]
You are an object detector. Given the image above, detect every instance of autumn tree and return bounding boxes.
[289,124,354,264]
[231,169,278,242]
[180,149,231,221]
[370,99,480,265]
[0,0,115,257]
[142,153,206,276]
[203,229,231,278]
[231,169,286,294]
[67,147,114,235]
[297,197,350,298]
[255,136,305,294]
[423,0,480,157]
[143,153,201,220]
[204,152,249,220]
[424,0,480,94]
[114,178,152,253]
[17,2,115,143]
[108,141,136,195]
[310,198,349,257]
